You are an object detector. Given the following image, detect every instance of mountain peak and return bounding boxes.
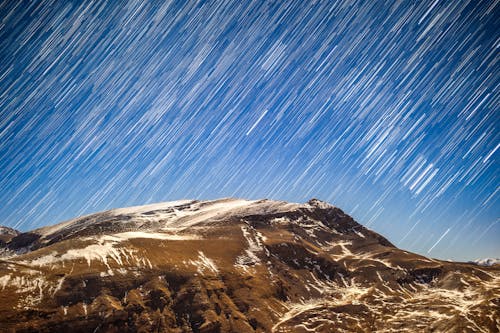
[307,198,335,209]
[0,225,20,245]
[472,258,500,266]
[0,225,19,235]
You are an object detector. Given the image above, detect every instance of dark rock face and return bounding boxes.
[7,232,40,252]
[0,198,498,332]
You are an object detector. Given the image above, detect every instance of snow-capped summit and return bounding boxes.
[0,198,498,332]
[472,258,500,266]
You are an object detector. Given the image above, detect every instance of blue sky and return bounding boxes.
[0,0,498,261]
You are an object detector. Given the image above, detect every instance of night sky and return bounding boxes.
[0,1,498,261]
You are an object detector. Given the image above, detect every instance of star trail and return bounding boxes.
[0,0,498,261]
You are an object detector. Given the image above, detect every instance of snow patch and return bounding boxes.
[353,229,366,239]
[110,200,194,215]
[111,231,200,241]
[25,231,199,269]
[189,251,218,275]
[235,226,265,270]
[0,274,11,289]
[472,258,500,266]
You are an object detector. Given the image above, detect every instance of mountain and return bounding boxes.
[0,226,20,247]
[0,198,498,332]
[472,258,500,267]
[0,225,19,239]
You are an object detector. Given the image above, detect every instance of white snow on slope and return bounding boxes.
[27,241,133,269]
[473,258,500,266]
[0,274,11,289]
[108,231,200,241]
[29,198,316,243]
[353,229,366,238]
[24,231,199,268]
[236,225,264,269]
[189,251,219,275]
[167,199,257,229]
[110,200,194,215]
[0,269,66,307]
[33,200,196,238]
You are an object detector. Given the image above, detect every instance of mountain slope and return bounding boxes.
[0,198,498,332]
